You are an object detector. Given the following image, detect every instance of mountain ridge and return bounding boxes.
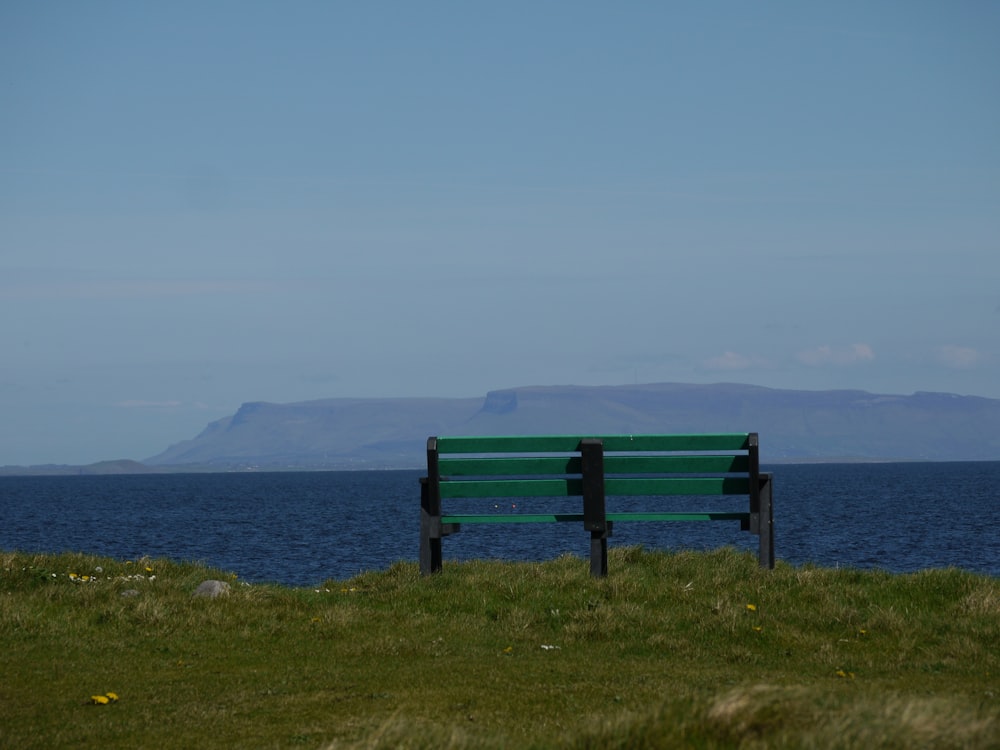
[142,382,1000,469]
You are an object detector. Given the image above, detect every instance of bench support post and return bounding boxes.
[419,479,442,576]
[580,438,608,577]
[746,432,775,569]
[758,474,775,569]
[420,438,444,576]
[590,529,609,577]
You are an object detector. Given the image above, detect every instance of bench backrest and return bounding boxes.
[426,432,760,499]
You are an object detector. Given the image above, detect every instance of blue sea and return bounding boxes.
[1,462,997,585]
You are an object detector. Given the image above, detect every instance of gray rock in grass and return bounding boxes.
[192,580,231,598]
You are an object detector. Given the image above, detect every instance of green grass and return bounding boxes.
[1,547,997,749]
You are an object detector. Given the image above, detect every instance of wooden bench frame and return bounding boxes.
[420,433,774,576]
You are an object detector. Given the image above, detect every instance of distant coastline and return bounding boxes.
[6,382,1000,474]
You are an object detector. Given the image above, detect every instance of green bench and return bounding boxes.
[420,432,774,577]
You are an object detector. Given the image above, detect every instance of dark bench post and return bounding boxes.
[746,433,775,569]
[758,474,775,569]
[420,437,443,575]
[580,438,609,577]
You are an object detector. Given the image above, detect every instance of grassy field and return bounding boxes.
[1,546,997,749]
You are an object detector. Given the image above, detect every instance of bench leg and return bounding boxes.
[758,475,775,569]
[590,529,608,578]
[419,509,442,575]
[420,478,443,576]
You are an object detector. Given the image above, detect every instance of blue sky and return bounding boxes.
[2,1,998,465]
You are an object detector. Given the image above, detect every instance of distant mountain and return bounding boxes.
[0,459,163,476]
[144,383,1000,469]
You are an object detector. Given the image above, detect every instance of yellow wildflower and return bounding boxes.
[745,604,757,612]
[105,692,119,702]
[91,695,110,705]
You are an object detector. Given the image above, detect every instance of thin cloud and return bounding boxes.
[936,345,980,369]
[0,278,277,301]
[703,351,769,371]
[115,400,220,410]
[797,343,875,367]
[115,400,184,409]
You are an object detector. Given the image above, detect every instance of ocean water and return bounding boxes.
[1,462,997,585]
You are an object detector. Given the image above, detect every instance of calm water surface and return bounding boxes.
[1,462,997,585]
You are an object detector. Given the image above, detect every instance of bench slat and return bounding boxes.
[605,477,751,496]
[438,476,751,498]
[604,454,750,474]
[438,456,581,476]
[436,436,592,453]
[439,511,750,524]
[606,511,749,522]
[435,433,751,454]
[441,513,584,524]
[437,454,751,477]
[439,478,584,498]
[600,434,751,452]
